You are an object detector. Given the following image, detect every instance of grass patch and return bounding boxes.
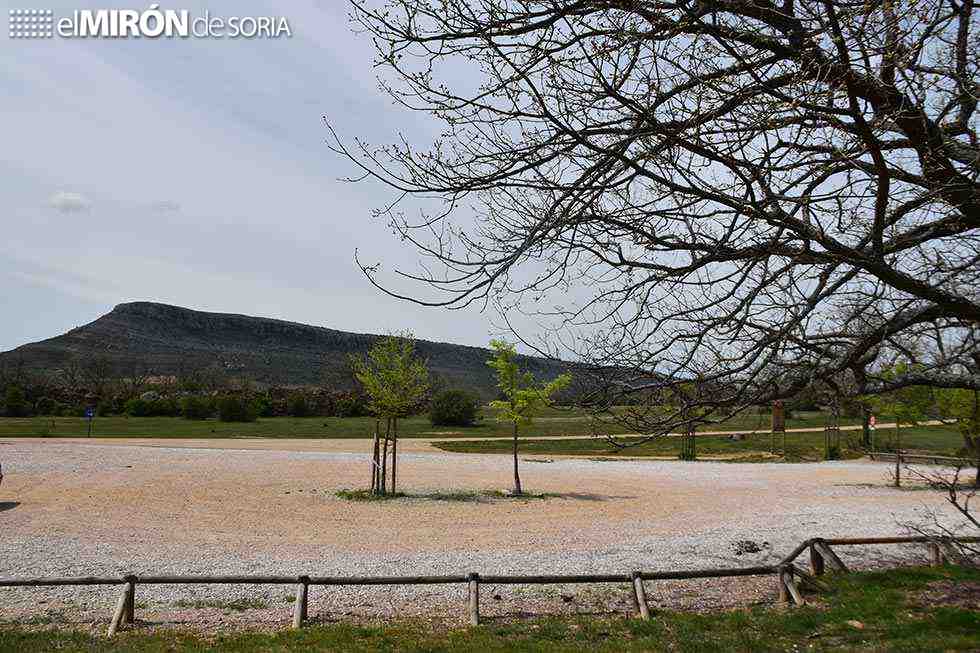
[1,566,979,651]
[0,409,898,441]
[172,598,269,612]
[435,424,965,462]
[334,489,408,502]
[335,488,558,502]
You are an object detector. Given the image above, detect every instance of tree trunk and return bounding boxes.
[380,418,390,496]
[972,392,979,489]
[391,418,398,494]
[861,407,871,448]
[512,421,522,496]
[371,419,380,494]
[894,421,902,488]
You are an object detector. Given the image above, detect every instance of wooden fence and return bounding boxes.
[1,535,977,637]
[868,451,977,467]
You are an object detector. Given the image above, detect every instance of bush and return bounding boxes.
[429,389,479,427]
[124,397,178,417]
[3,386,30,417]
[180,395,212,420]
[217,395,257,423]
[153,398,179,417]
[287,394,310,417]
[34,396,57,416]
[334,393,368,418]
[124,398,151,417]
[251,395,274,417]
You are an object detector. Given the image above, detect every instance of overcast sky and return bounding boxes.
[1,0,511,352]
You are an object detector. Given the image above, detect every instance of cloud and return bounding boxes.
[48,191,91,213]
[149,199,181,213]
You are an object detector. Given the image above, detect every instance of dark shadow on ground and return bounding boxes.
[0,501,20,512]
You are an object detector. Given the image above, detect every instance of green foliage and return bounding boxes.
[487,340,571,428]
[124,398,151,417]
[3,385,29,417]
[429,389,479,426]
[333,393,368,417]
[936,388,980,459]
[34,396,56,416]
[217,395,258,423]
[180,396,212,420]
[868,361,933,427]
[351,334,430,418]
[126,397,178,417]
[251,395,274,418]
[287,394,310,417]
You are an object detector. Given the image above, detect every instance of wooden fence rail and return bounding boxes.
[1,535,976,637]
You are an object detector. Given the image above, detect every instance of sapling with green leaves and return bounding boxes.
[487,340,571,496]
[351,334,429,495]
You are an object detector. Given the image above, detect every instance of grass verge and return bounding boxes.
[434,425,965,462]
[1,566,978,651]
[335,488,558,502]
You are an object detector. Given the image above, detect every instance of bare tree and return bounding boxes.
[334,0,980,437]
[81,355,114,400]
[906,465,979,565]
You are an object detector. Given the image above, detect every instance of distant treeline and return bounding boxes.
[0,355,485,425]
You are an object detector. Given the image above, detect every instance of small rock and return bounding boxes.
[845,620,864,630]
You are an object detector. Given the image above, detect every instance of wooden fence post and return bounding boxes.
[467,573,480,626]
[809,543,825,576]
[107,578,134,637]
[779,568,805,606]
[814,541,848,572]
[631,571,651,620]
[292,576,309,628]
[777,568,789,604]
[123,575,136,625]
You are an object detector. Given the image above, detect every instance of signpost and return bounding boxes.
[85,406,95,437]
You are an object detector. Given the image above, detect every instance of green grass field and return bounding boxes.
[2,566,978,652]
[0,409,883,440]
[434,424,968,461]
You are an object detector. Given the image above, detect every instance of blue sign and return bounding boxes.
[84,407,95,419]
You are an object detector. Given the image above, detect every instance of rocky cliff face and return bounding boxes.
[0,302,568,397]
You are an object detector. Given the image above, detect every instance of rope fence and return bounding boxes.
[1,535,977,637]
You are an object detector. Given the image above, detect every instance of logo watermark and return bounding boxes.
[8,5,292,40]
[9,9,54,39]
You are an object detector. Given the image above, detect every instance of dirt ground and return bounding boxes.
[0,437,962,626]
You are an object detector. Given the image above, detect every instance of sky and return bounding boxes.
[0,0,508,352]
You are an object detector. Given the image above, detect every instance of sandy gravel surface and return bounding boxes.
[0,438,961,628]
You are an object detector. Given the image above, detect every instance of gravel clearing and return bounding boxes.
[0,438,963,629]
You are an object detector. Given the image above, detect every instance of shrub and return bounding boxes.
[334,393,368,418]
[34,396,57,416]
[180,395,212,420]
[217,395,257,422]
[287,394,310,417]
[153,398,180,417]
[124,398,151,417]
[3,385,30,417]
[96,400,114,416]
[251,395,274,418]
[429,389,479,427]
